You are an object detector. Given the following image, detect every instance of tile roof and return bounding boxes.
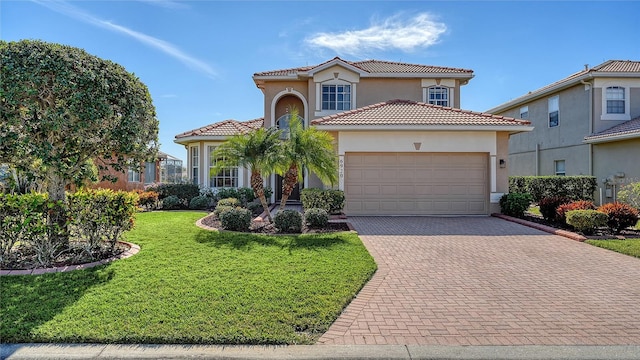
[584,117,640,142]
[487,60,640,112]
[311,100,531,127]
[254,57,473,77]
[175,118,264,138]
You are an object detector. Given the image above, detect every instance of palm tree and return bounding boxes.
[211,127,283,222]
[278,108,338,211]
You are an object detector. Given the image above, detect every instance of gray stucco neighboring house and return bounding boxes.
[486,60,640,204]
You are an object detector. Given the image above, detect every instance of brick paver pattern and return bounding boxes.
[317,217,640,346]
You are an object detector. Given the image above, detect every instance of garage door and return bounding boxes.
[345,152,488,215]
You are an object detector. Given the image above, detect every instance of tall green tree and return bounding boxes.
[1,40,159,244]
[278,108,338,211]
[211,127,283,222]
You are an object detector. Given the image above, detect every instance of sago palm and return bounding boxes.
[211,127,283,222]
[278,108,338,211]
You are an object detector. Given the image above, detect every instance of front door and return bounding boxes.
[276,174,301,202]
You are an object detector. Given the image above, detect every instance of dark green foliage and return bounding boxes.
[565,210,608,235]
[219,207,252,232]
[245,199,264,216]
[189,195,211,210]
[274,209,303,233]
[148,183,200,208]
[304,208,329,229]
[301,188,346,214]
[213,187,272,205]
[557,200,596,224]
[217,197,241,208]
[161,195,182,210]
[538,196,571,222]
[597,202,639,234]
[499,193,533,218]
[0,193,49,266]
[509,176,597,202]
[213,205,234,219]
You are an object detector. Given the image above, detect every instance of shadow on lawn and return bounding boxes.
[0,267,114,343]
[194,230,348,251]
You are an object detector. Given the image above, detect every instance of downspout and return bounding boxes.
[580,78,594,175]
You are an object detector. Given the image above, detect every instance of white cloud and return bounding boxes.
[32,0,216,78]
[305,13,447,56]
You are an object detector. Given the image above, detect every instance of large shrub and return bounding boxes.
[538,196,571,222]
[565,210,608,235]
[161,195,182,210]
[219,207,252,232]
[509,176,597,202]
[0,193,49,267]
[301,188,345,214]
[189,195,211,210]
[499,193,533,218]
[556,200,596,224]
[597,202,639,234]
[618,182,640,210]
[274,209,303,233]
[304,208,329,229]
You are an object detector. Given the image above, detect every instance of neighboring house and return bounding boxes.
[175,57,532,215]
[158,151,185,184]
[487,60,640,204]
[93,151,182,191]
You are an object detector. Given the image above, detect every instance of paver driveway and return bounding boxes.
[318,216,640,346]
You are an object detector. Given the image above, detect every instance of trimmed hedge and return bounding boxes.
[300,188,345,214]
[509,176,597,202]
[274,209,303,233]
[499,193,533,218]
[219,207,252,232]
[189,195,211,210]
[213,187,273,205]
[566,210,607,235]
[146,183,200,208]
[304,208,329,229]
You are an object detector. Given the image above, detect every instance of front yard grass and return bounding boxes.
[0,211,376,344]
[586,238,640,259]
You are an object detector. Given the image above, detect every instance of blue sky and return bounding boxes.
[2,1,639,162]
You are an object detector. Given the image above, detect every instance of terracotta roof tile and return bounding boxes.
[254,57,472,77]
[311,100,530,127]
[585,116,640,141]
[592,60,640,73]
[175,118,264,138]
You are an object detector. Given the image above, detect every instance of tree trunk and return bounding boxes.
[46,169,69,248]
[279,164,298,212]
[251,170,272,222]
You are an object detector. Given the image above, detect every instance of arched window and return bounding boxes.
[427,86,449,106]
[276,113,304,139]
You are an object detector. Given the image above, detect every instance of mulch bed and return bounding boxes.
[200,213,351,235]
[2,242,130,271]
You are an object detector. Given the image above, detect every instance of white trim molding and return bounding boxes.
[270,88,309,127]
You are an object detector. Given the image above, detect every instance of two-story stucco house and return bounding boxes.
[175,57,532,215]
[487,60,640,204]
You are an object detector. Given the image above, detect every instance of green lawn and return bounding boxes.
[0,211,376,344]
[586,238,640,259]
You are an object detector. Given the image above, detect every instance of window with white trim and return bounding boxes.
[427,86,449,106]
[321,84,351,110]
[548,96,559,127]
[606,86,625,114]
[144,162,156,184]
[127,168,141,182]
[208,145,238,188]
[519,106,529,119]
[554,160,566,176]
[190,145,199,185]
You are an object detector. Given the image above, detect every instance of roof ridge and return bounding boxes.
[350,59,473,73]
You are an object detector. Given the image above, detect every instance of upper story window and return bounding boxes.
[427,86,449,106]
[190,145,199,185]
[519,106,529,119]
[322,84,351,111]
[548,96,559,127]
[277,113,304,139]
[606,86,625,114]
[208,145,238,188]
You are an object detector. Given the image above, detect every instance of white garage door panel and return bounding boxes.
[345,152,488,215]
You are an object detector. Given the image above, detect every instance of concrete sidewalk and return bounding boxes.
[2,344,640,360]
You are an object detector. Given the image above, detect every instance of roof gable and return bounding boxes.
[584,116,640,143]
[175,118,264,139]
[311,99,531,128]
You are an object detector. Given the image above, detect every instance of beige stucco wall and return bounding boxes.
[592,138,640,204]
[357,78,423,105]
[261,81,309,127]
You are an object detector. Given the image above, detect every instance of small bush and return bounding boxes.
[618,182,640,210]
[499,193,533,218]
[133,190,159,210]
[597,202,640,234]
[214,205,234,219]
[304,208,329,229]
[147,183,200,207]
[189,195,211,210]
[538,196,571,222]
[162,195,182,210]
[219,207,252,232]
[217,197,241,208]
[556,200,595,224]
[274,209,302,233]
[301,188,345,214]
[565,210,608,235]
[245,199,263,216]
